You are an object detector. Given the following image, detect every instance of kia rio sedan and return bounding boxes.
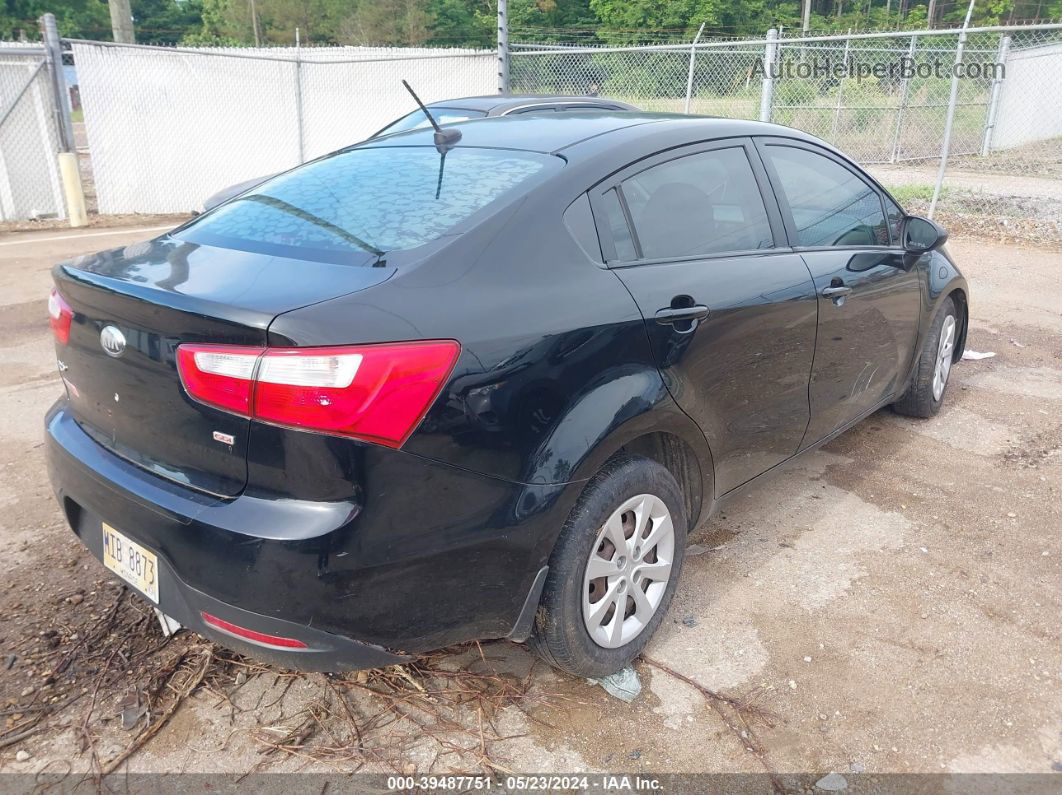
[45,113,967,677]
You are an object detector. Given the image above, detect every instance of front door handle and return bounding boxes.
[654,305,710,325]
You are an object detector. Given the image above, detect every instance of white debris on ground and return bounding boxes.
[962,350,997,360]
[815,771,849,791]
[589,665,642,702]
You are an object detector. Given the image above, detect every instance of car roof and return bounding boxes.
[426,95,637,114]
[362,111,824,158]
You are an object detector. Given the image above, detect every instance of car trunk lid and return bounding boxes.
[53,236,392,497]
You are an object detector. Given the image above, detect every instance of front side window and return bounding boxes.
[620,147,775,260]
[764,145,888,247]
[178,147,558,263]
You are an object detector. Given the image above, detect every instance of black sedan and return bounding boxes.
[199,93,639,212]
[45,112,967,677]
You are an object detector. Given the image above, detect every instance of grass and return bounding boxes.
[886,183,938,204]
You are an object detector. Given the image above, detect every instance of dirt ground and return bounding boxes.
[0,223,1059,783]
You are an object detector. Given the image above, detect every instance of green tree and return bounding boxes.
[133,0,206,44]
[1,0,110,40]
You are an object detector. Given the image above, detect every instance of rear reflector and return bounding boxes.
[48,288,73,344]
[177,340,460,448]
[201,611,309,649]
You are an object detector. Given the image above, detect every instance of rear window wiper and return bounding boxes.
[241,194,386,258]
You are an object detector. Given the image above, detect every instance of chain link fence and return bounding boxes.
[0,43,66,221]
[70,42,495,215]
[7,24,1061,240]
[512,24,1062,244]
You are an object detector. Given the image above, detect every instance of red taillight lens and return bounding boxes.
[48,288,73,344]
[177,340,459,448]
[176,345,264,416]
[200,612,308,649]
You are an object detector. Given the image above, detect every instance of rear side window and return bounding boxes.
[620,147,774,260]
[178,148,557,263]
[763,145,888,247]
[564,193,602,261]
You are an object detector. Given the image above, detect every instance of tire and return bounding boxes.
[529,454,687,678]
[893,295,960,419]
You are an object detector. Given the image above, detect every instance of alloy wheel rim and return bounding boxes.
[932,314,956,401]
[582,494,675,649]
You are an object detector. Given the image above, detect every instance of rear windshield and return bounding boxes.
[176,147,558,264]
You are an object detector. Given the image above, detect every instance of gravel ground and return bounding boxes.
[0,223,1059,782]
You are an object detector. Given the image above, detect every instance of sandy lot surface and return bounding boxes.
[0,223,1059,784]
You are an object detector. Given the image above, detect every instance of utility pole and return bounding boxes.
[249,0,262,46]
[927,0,937,28]
[684,22,706,114]
[929,0,977,218]
[497,0,509,94]
[802,0,812,33]
[108,0,135,43]
[39,13,87,227]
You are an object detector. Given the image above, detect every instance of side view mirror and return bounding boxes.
[903,215,948,254]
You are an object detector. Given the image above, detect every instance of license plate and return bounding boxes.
[101,523,159,603]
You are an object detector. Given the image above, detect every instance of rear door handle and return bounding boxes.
[654,305,710,324]
[822,286,852,298]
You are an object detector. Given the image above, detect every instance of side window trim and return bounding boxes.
[590,187,634,263]
[588,136,789,267]
[614,186,642,260]
[881,192,905,246]
[753,136,895,251]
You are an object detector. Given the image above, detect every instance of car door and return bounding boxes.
[756,138,922,449]
[591,138,819,496]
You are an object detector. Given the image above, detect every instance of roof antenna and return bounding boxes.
[402,80,462,153]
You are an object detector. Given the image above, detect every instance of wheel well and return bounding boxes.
[948,287,969,361]
[616,432,706,530]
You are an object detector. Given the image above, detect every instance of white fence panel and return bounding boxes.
[0,47,65,221]
[300,52,495,159]
[73,44,301,214]
[991,41,1062,150]
[73,43,494,214]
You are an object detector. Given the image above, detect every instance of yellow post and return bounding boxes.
[58,152,87,228]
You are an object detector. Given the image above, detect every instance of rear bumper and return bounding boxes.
[80,519,409,671]
[45,399,571,669]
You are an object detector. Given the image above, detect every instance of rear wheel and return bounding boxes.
[893,296,959,418]
[530,455,687,678]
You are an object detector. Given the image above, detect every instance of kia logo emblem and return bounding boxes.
[100,325,126,358]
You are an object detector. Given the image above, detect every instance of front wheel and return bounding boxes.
[893,296,960,418]
[529,455,687,678]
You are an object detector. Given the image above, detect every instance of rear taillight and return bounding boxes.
[176,345,263,416]
[48,288,73,344]
[177,341,460,448]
